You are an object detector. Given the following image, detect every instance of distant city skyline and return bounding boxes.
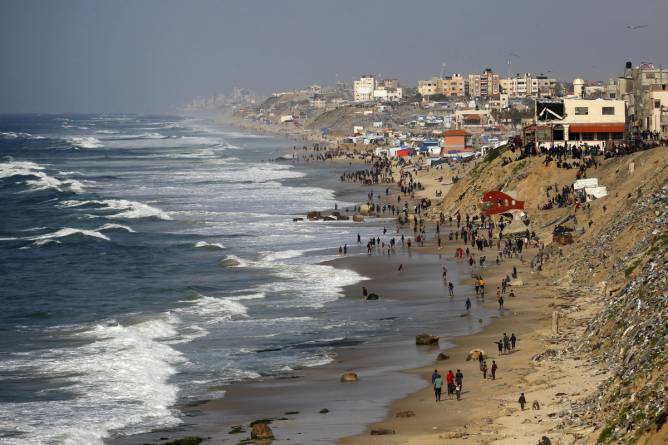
[1,0,667,113]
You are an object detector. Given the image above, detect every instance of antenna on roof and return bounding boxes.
[441,62,446,78]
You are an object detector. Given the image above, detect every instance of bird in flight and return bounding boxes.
[626,24,649,30]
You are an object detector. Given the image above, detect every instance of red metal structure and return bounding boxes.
[481,191,524,216]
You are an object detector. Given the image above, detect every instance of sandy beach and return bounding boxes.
[105,120,668,445]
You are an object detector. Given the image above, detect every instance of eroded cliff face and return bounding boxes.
[572,185,668,445]
[442,146,667,444]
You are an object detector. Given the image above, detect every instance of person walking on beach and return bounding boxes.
[491,360,498,380]
[482,360,488,379]
[343,244,347,255]
[495,339,503,354]
[357,233,361,244]
[465,297,471,312]
[432,369,441,383]
[498,295,504,309]
[478,351,484,370]
[433,373,443,402]
[362,286,368,298]
[398,263,404,272]
[518,392,527,410]
[503,333,510,352]
[448,282,454,297]
[442,266,447,280]
[510,333,517,349]
[455,383,462,400]
[455,369,463,390]
[446,370,455,398]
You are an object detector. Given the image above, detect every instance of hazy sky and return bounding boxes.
[1,0,666,113]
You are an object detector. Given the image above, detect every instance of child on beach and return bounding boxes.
[491,360,498,380]
[482,360,488,379]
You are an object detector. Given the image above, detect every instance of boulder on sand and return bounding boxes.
[370,429,396,435]
[307,211,322,221]
[250,423,274,440]
[416,334,439,345]
[395,410,415,418]
[352,214,365,222]
[366,293,380,301]
[340,372,359,383]
[436,352,450,361]
[359,204,370,215]
[466,348,485,361]
[510,279,524,286]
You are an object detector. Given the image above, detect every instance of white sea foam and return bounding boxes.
[194,241,225,250]
[27,227,110,242]
[67,137,103,149]
[0,318,184,444]
[260,248,319,262]
[219,164,305,183]
[0,131,43,139]
[220,254,249,268]
[58,199,172,220]
[95,129,120,134]
[103,132,167,140]
[0,160,84,193]
[174,295,249,325]
[102,199,172,220]
[96,223,135,233]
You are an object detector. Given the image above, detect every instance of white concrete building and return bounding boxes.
[373,87,403,102]
[353,75,376,102]
[531,98,626,148]
[650,90,668,137]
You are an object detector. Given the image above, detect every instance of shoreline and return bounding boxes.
[109,117,614,445]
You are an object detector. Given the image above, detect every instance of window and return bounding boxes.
[575,107,589,115]
[655,100,662,109]
[602,106,615,115]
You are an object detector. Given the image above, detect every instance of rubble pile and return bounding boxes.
[562,185,668,444]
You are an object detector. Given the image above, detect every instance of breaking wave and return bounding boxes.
[0,160,85,193]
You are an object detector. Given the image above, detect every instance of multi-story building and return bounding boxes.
[501,73,557,98]
[649,89,668,137]
[417,74,465,99]
[468,69,500,98]
[616,62,668,133]
[526,97,626,148]
[373,86,403,102]
[353,75,376,102]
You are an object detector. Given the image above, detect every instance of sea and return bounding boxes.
[0,114,393,444]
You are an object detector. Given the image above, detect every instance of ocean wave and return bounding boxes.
[27,227,111,242]
[194,241,225,250]
[23,224,133,246]
[95,129,120,134]
[0,160,85,193]
[219,164,305,183]
[0,317,184,444]
[260,248,319,262]
[67,137,103,149]
[58,199,172,220]
[219,255,248,268]
[103,132,168,140]
[174,294,251,326]
[0,131,45,140]
[96,223,135,233]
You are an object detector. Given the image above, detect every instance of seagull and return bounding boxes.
[626,24,649,30]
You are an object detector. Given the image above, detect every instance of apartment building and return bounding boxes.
[417,74,465,99]
[616,62,668,133]
[500,73,556,98]
[468,69,500,98]
[353,75,376,102]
